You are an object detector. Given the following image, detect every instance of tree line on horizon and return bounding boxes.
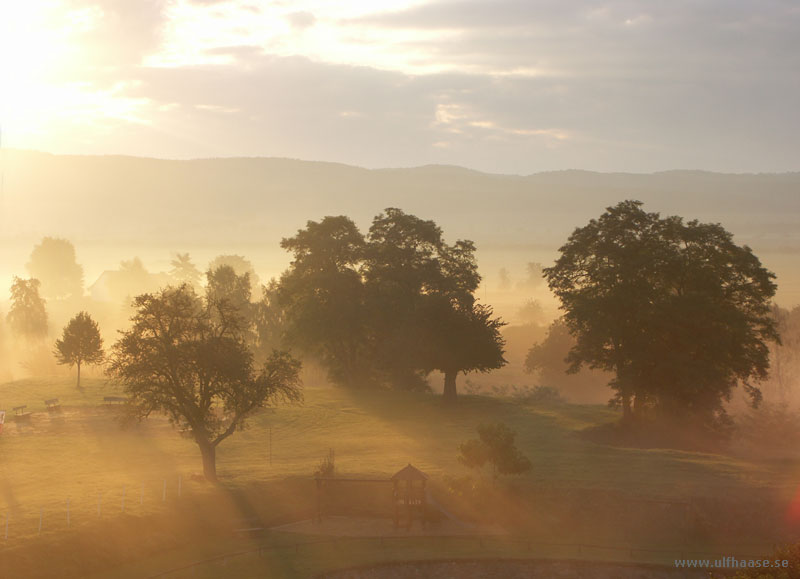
[0,201,795,478]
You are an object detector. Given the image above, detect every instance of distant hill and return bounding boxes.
[1,149,798,303]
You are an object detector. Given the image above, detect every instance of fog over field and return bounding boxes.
[2,150,798,307]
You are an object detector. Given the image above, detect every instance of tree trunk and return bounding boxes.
[443,370,458,404]
[76,361,81,389]
[199,442,217,482]
[621,391,633,422]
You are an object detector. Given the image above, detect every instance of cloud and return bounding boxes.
[286,11,316,31]
[9,0,800,174]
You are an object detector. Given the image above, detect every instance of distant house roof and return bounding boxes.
[87,270,116,302]
[88,270,173,302]
[391,463,428,481]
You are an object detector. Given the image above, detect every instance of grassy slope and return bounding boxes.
[2,376,799,577]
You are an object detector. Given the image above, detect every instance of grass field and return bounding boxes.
[2,375,800,577]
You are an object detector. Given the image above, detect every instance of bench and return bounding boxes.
[103,396,128,405]
[45,398,60,410]
[13,405,30,418]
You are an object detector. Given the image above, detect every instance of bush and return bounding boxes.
[457,422,531,480]
[518,385,564,404]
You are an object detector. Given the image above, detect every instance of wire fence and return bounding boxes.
[1,473,187,545]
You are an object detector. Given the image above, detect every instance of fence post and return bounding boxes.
[67,498,70,528]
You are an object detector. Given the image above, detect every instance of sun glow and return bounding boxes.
[0,1,150,148]
[1,2,74,132]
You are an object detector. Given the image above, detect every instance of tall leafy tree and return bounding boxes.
[253,279,287,362]
[107,285,302,481]
[545,200,779,426]
[170,253,202,290]
[7,277,48,342]
[26,237,84,300]
[208,255,260,296]
[205,264,255,346]
[419,298,506,403]
[364,208,505,398]
[279,216,370,387]
[54,311,104,388]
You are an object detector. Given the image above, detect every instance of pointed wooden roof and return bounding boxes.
[391,463,428,481]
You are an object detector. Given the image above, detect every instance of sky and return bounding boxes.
[1,0,799,174]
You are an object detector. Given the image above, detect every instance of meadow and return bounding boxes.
[2,375,800,577]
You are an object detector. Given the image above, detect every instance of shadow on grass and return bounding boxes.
[579,418,728,454]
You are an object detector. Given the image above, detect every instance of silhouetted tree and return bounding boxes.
[279,216,370,387]
[458,422,531,480]
[106,285,302,481]
[208,254,260,296]
[364,209,448,390]
[517,298,546,326]
[7,277,48,342]
[545,200,779,427]
[419,298,506,403]
[524,318,609,402]
[253,279,287,362]
[170,253,202,290]
[205,264,257,352]
[26,237,84,300]
[54,311,104,388]
[521,262,544,289]
[364,208,504,397]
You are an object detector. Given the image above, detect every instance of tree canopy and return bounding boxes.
[170,253,202,290]
[545,200,779,426]
[106,284,303,481]
[26,237,84,300]
[278,209,506,400]
[7,277,48,342]
[279,216,370,388]
[54,311,104,388]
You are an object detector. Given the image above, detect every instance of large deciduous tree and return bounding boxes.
[27,237,84,300]
[364,208,505,399]
[54,311,104,388]
[418,298,506,404]
[106,285,302,481]
[545,200,779,427]
[278,209,506,398]
[7,277,48,342]
[279,216,370,388]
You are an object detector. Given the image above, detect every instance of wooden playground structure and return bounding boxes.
[315,463,429,529]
